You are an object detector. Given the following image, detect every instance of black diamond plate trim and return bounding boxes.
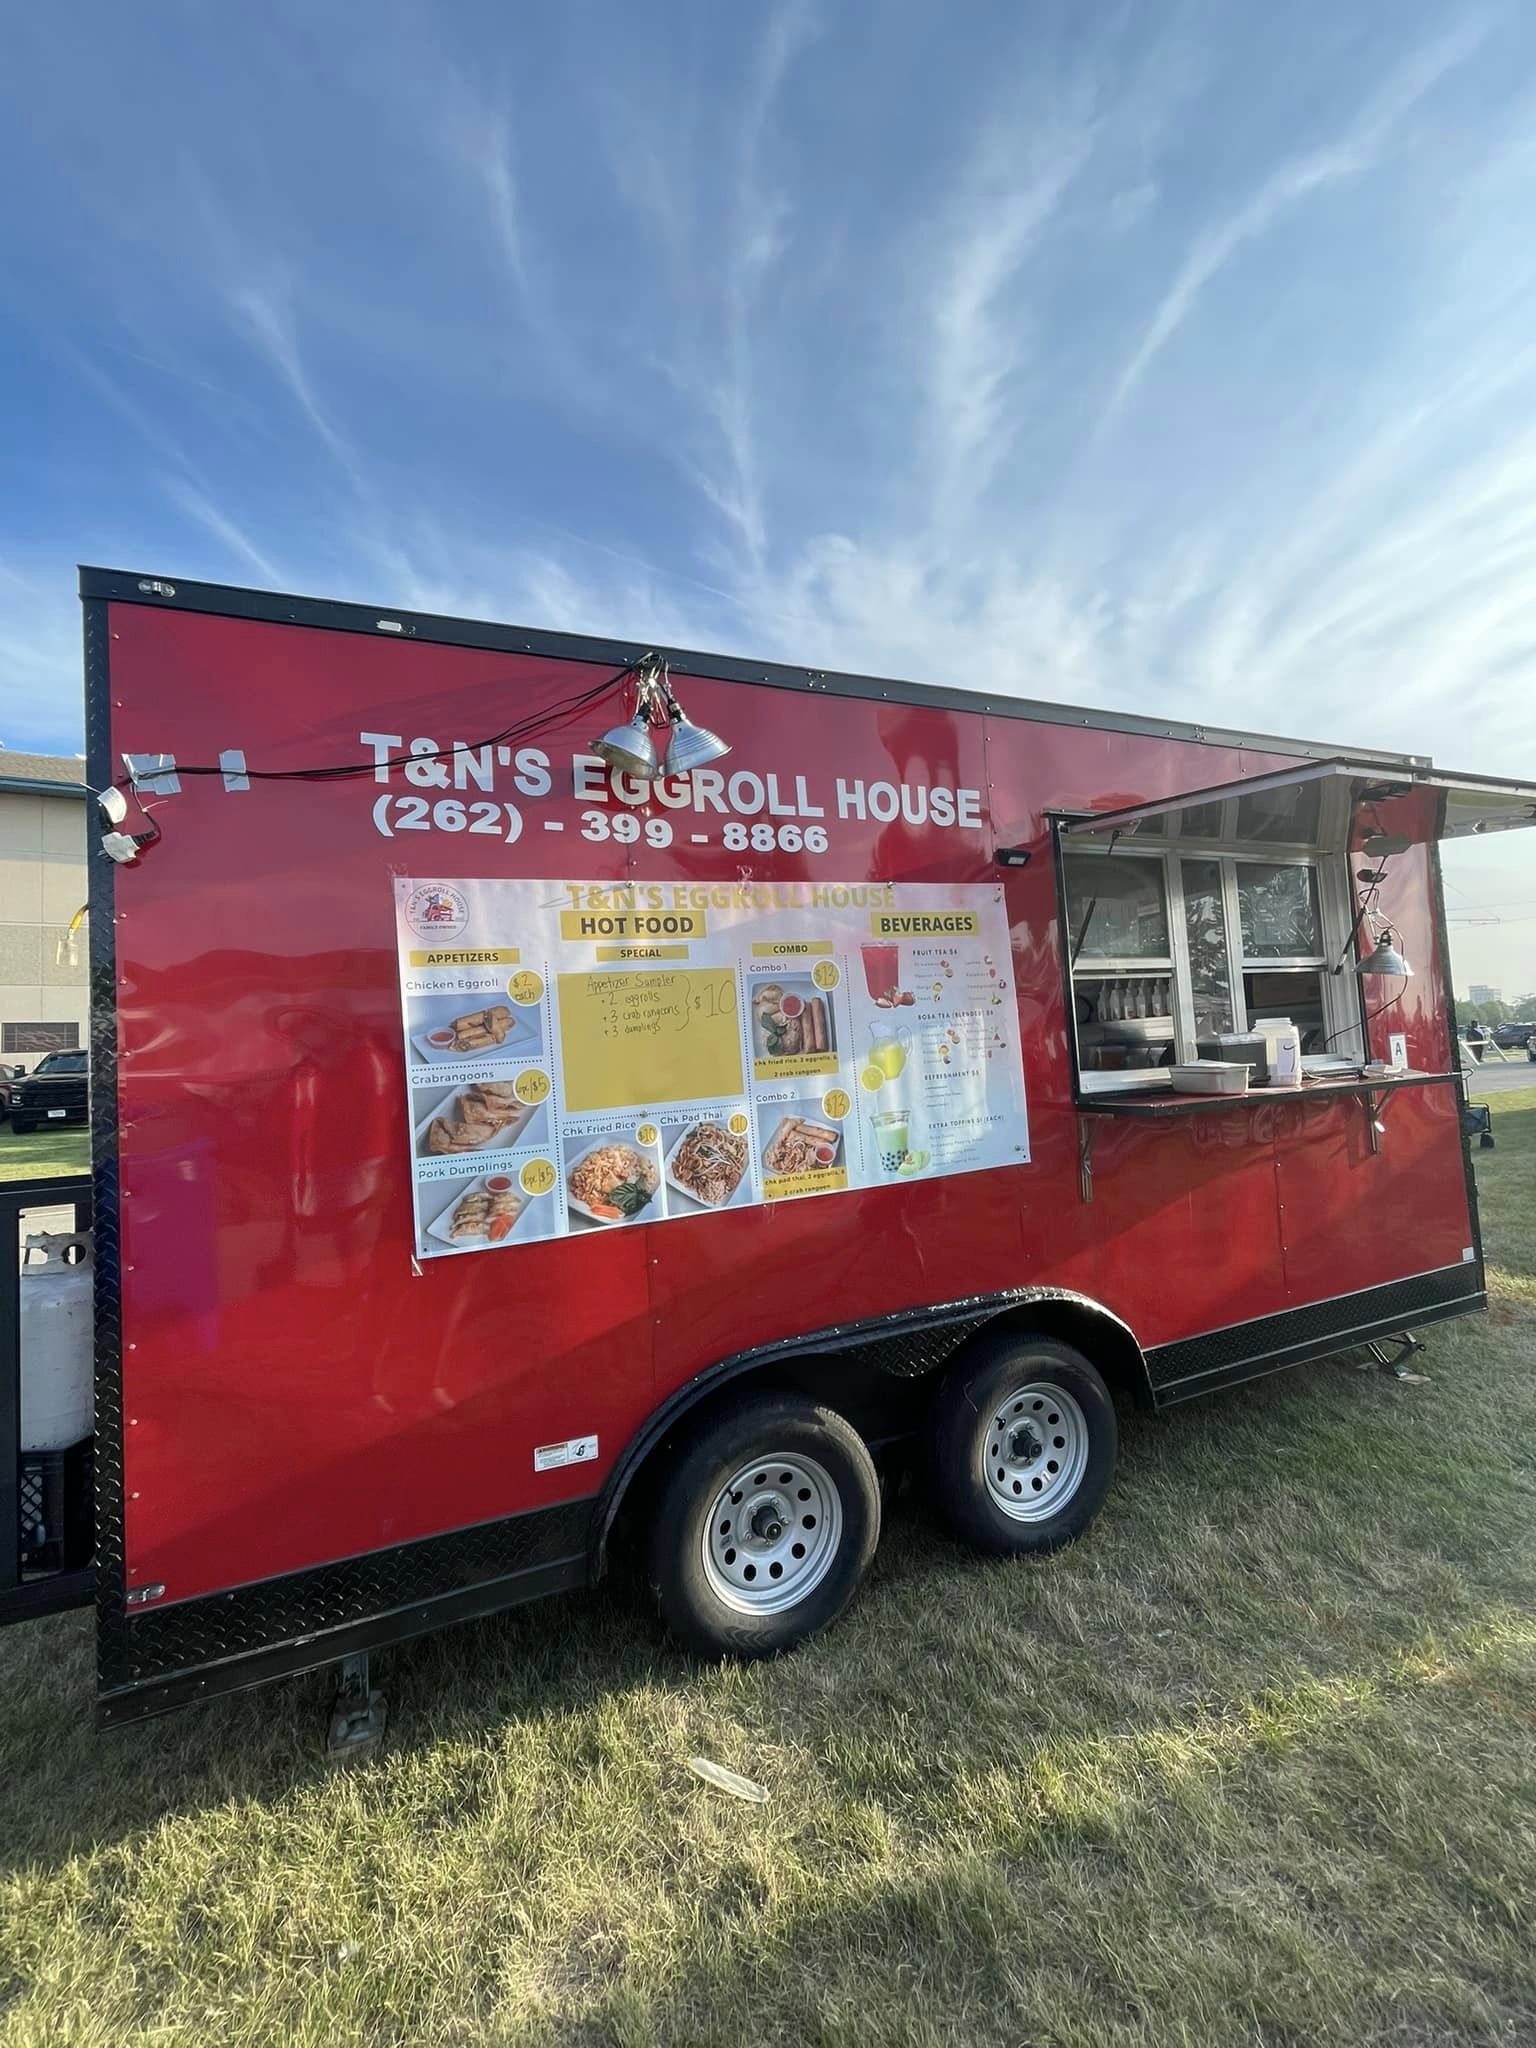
[837,1318,991,1380]
[1146,1264,1484,1394]
[83,596,130,1700]
[104,1497,592,1698]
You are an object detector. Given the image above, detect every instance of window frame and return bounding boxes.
[1057,829,1365,1096]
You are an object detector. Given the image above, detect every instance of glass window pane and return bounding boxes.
[1234,779,1322,845]
[1238,863,1320,958]
[1063,853,1170,961]
[1180,858,1235,1036]
[1176,800,1226,840]
[1245,969,1327,1052]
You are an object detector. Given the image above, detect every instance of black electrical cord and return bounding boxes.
[1315,984,1406,1055]
[120,658,650,790]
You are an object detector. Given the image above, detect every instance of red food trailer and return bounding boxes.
[62,568,1535,1736]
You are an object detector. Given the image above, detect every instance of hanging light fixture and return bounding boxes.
[658,667,731,776]
[590,662,664,778]
[589,657,731,780]
[1355,926,1413,978]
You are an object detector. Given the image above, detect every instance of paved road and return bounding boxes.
[1464,1059,1536,1095]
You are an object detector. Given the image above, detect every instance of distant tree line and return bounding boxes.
[1460,996,1536,1026]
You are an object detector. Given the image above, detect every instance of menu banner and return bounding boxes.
[393,878,1029,1260]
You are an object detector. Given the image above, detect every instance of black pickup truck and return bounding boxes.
[9,1050,89,1133]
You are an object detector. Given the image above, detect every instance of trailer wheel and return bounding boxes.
[932,1333,1117,1557]
[10,1117,32,1135]
[648,1394,880,1658]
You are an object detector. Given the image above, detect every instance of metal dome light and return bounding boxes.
[591,663,665,778]
[659,670,730,776]
[1355,925,1413,978]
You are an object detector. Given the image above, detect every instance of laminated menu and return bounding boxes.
[393,878,1030,1259]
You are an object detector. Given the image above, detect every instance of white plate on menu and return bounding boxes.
[663,1121,754,1211]
[414,1086,538,1156]
[426,1175,528,1248]
[565,1140,663,1226]
[409,996,536,1066]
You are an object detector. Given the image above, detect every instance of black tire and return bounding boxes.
[10,1118,32,1136]
[931,1332,1118,1557]
[648,1393,881,1659]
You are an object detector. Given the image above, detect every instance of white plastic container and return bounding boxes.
[19,1231,94,1451]
[1251,1016,1302,1088]
[1169,1061,1252,1095]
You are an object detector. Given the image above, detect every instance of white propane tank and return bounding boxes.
[20,1231,94,1452]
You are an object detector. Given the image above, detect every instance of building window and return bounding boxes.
[1062,842,1355,1092]
[2,1021,80,1055]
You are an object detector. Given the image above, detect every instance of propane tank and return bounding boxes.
[20,1231,93,1451]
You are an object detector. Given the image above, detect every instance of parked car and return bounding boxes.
[9,1050,89,1133]
[0,1062,25,1120]
[1489,1021,1536,1048]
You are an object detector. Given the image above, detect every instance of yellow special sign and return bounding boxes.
[519,1158,557,1196]
[514,1068,552,1105]
[559,909,707,943]
[507,969,544,1005]
[558,967,743,1112]
[408,947,520,968]
[594,944,691,961]
[811,959,841,990]
[869,911,979,938]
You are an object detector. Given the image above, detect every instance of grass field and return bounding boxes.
[0,1124,88,1182]
[1,1097,1533,2046]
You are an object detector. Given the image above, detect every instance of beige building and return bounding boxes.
[0,753,89,1056]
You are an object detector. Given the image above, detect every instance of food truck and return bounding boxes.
[25,568,1536,1735]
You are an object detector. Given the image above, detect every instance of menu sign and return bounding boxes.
[393,878,1029,1260]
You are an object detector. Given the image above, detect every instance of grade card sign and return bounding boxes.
[393,878,1029,1259]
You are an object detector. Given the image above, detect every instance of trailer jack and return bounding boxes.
[1361,1332,1429,1384]
[326,1653,387,1765]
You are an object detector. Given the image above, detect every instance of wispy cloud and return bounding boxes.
[227,278,364,491]
[926,103,1097,527]
[159,477,282,585]
[1104,17,1490,422]
[0,563,86,750]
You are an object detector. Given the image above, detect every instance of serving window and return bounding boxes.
[1058,756,1536,1093]
[1060,839,1357,1093]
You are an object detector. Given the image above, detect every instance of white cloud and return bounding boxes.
[159,478,283,586]
[1103,17,1489,422]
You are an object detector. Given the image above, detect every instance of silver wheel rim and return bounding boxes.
[702,1453,843,1614]
[982,1380,1090,1521]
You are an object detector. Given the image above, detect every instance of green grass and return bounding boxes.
[2,1097,1534,2046]
[0,1124,89,1182]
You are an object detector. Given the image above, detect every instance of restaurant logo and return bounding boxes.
[404,884,469,940]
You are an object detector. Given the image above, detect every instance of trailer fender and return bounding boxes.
[588,1289,1150,1579]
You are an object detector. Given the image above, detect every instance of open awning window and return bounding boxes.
[1060,758,1536,851]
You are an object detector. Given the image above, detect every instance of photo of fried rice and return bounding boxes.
[567,1143,660,1223]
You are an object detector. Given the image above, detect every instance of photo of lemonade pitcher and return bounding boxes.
[866,1021,910,1080]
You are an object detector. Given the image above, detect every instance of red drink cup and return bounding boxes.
[861,941,899,1002]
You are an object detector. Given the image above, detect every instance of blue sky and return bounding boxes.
[3,0,1534,992]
